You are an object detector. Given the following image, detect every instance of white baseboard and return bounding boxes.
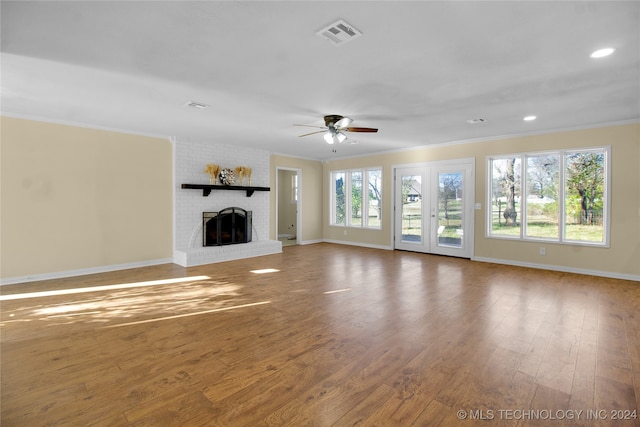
[299,239,324,246]
[472,256,640,282]
[4,250,635,286]
[0,258,174,286]
[322,239,393,251]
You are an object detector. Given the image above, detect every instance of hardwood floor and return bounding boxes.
[1,243,639,426]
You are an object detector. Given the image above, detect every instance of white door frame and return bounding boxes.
[276,167,302,244]
[393,158,475,258]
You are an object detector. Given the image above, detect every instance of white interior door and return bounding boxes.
[394,160,474,258]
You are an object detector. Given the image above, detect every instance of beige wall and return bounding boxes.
[1,117,173,279]
[2,117,637,281]
[270,154,323,243]
[322,123,640,277]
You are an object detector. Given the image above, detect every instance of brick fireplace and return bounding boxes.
[172,138,281,267]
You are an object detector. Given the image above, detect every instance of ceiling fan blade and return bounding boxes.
[294,124,327,129]
[345,127,378,133]
[296,115,378,140]
[298,130,327,137]
[334,117,353,129]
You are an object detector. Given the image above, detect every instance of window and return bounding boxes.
[525,153,559,239]
[367,169,382,228]
[564,150,607,243]
[487,147,609,246]
[331,171,346,225]
[291,173,298,203]
[489,156,522,237]
[350,171,363,226]
[330,168,382,229]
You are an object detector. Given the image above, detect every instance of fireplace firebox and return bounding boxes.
[203,207,252,246]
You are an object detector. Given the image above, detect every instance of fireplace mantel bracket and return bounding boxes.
[181,184,270,197]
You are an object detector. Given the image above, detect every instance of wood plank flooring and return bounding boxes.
[1,243,639,426]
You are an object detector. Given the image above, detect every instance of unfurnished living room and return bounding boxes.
[1,1,639,426]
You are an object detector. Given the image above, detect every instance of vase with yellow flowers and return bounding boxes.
[204,163,220,185]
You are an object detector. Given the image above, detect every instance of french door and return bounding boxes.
[394,160,474,258]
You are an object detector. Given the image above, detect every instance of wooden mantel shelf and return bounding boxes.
[181,183,270,197]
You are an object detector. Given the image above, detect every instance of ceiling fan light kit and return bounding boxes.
[324,130,347,145]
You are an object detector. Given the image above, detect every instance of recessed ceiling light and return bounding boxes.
[590,48,615,58]
[523,115,537,121]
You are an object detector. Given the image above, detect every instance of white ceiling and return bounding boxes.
[2,1,639,160]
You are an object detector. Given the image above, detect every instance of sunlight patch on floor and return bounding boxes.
[30,283,238,317]
[0,275,212,301]
[250,268,280,274]
[324,288,351,294]
[0,281,245,330]
[103,300,272,328]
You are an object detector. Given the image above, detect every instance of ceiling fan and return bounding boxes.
[295,114,378,144]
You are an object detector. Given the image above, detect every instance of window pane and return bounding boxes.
[489,157,521,237]
[564,150,605,243]
[332,172,345,225]
[350,171,363,226]
[367,169,382,228]
[401,174,422,243]
[525,154,559,239]
[291,174,298,203]
[438,172,463,247]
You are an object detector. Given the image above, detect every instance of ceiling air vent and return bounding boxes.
[316,19,362,46]
[185,101,209,110]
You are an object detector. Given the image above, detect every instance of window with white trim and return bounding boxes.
[487,147,609,246]
[330,168,382,229]
[291,174,298,203]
